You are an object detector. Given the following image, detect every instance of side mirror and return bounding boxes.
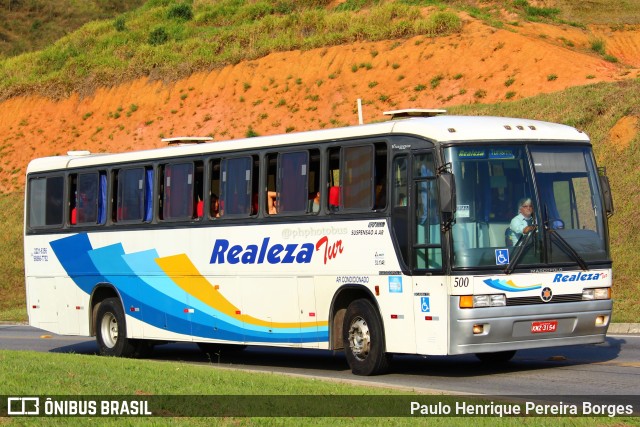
[438,173,456,215]
[599,175,614,217]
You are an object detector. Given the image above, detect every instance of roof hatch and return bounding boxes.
[383,108,447,120]
[162,136,214,146]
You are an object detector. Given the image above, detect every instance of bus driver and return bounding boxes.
[508,197,536,245]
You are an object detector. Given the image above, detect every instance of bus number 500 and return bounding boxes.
[454,277,469,287]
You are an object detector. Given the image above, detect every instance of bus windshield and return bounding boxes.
[445,144,609,269]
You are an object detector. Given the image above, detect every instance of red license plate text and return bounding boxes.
[531,320,558,333]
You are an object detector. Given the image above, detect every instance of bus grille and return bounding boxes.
[506,293,583,306]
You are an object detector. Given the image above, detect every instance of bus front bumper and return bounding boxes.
[448,297,613,355]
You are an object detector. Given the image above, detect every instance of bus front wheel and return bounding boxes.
[96,297,143,358]
[343,298,391,376]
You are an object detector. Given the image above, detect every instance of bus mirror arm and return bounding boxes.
[599,174,614,217]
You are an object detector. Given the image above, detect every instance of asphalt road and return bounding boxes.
[1,324,639,406]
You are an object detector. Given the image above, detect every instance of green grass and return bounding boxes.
[0,0,145,58]
[0,1,463,101]
[0,350,634,425]
[0,193,26,322]
[3,0,640,101]
[553,0,640,25]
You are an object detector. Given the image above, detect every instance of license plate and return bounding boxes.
[531,320,558,333]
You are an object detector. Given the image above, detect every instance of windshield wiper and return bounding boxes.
[503,228,536,275]
[548,229,589,271]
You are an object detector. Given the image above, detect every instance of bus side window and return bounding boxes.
[277,151,310,214]
[220,156,253,217]
[76,172,100,225]
[307,149,320,214]
[114,167,153,222]
[343,145,374,210]
[29,176,64,228]
[69,174,77,225]
[160,162,198,220]
[374,142,387,210]
[194,162,204,219]
[392,156,409,264]
[265,153,278,214]
[209,159,221,218]
[327,147,341,212]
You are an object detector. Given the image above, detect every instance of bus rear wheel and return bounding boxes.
[343,298,391,376]
[96,297,146,358]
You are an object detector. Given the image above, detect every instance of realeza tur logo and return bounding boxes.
[552,272,605,283]
[210,236,344,265]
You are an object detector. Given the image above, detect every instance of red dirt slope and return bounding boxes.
[0,14,638,193]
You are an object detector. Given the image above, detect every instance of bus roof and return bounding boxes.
[26,115,589,173]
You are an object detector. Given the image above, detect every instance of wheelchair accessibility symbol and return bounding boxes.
[421,297,430,313]
[495,249,510,265]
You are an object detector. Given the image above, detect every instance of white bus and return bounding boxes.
[24,110,614,375]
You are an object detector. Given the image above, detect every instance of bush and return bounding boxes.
[114,16,126,32]
[246,126,259,137]
[148,27,169,46]
[590,38,606,55]
[167,4,193,21]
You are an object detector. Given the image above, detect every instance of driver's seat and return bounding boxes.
[505,227,515,247]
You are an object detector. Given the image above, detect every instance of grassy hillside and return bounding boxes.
[1,0,601,102]
[0,0,145,58]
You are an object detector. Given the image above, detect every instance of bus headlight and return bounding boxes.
[460,294,506,308]
[582,288,611,300]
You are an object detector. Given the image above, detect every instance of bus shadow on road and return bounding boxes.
[49,336,625,378]
[389,336,626,377]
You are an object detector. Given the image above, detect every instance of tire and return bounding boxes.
[96,297,144,358]
[343,298,391,376]
[475,350,517,364]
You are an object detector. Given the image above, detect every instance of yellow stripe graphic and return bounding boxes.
[155,254,327,328]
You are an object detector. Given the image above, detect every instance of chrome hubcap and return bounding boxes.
[100,312,118,348]
[348,316,370,360]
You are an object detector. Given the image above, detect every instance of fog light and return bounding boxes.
[595,315,609,326]
[473,324,484,334]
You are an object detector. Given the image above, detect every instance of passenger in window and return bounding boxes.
[267,191,278,214]
[310,192,320,213]
[211,194,220,218]
[398,193,407,206]
[509,197,536,245]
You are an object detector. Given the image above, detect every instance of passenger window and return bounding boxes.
[343,145,374,210]
[75,172,102,225]
[160,162,202,220]
[115,167,153,222]
[209,159,221,218]
[266,150,320,215]
[29,176,64,228]
[327,143,386,212]
[220,156,256,217]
